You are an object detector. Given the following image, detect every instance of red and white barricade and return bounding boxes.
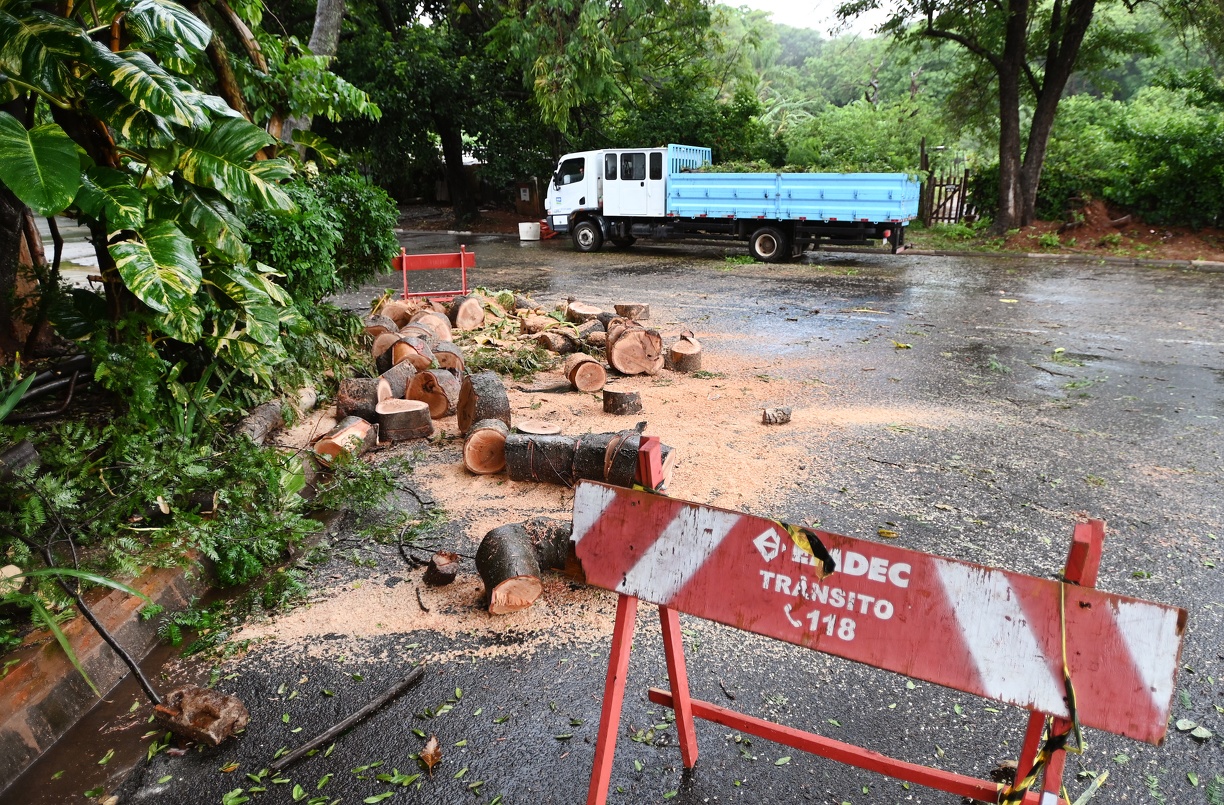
[575,438,1186,805]
[391,246,473,300]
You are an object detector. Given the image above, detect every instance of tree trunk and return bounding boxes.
[337,377,389,421]
[504,433,578,484]
[992,0,1028,234]
[457,371,511,433]
[475,524,543,614]
[447,295,484,330]
[376,398,433,441]
[463,418,510,474]
[189,1,251,119]
[407,369,461,418]
[437,121,477,226]
[0,183,25,362]
[605,323,664,375]
[281,0,347,143]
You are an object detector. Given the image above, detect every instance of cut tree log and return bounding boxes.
[563,353,607,392]
[380,299,416,328]
[314,416,376,462]
[586,331,607,348]
[604,430,642,488]
[423,551,460,586]
[659,444,678,488]
[463,418,510,474]
[390,335,434,372]
[603,389,643,415]
[668,331,703,373]
[614,303,649,320]
[521,516,576,573]
[428,299,450,315]
[154,686,249,747]
[432,342,465,376]
[337,378,390,421]
[536,330,580,354]
[520,314,556,335]
[399,323,439,350]
[511,293,535,312]
[380,361,417,399]
[409,310,453,343]
[363,314,399,338]
[596,311,620,328]
[573,432,618,482]
[762,406,792,425]
[408,369,461,418]
[606,322,664,375]
[235,401,283,445]
[504,434,577,485]
[447,295,484,330]
[476,524,544,614]
[575,320,604,340]
[457,371,511,433]
[376,398,433,441]
[516,419,562,435]
[565,300,603,323]
[372,332,400,364]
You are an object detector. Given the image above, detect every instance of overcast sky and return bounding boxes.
[728,0,889,36]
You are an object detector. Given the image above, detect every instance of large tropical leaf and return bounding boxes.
[75,166,145,232]
[291,129,339,167]
[109,221,201,314]
[123,0,211,52]
[208,264,280,345]
[178,119,295,211]
[0,7,77,95]
[84,82,176,148]
[0,111,80,215]
[161,299,204,342]
[84,40,202,127]
[177,185,249,262]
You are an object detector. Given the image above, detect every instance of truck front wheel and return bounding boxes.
[573,221,604,253]
[749,227,790,263]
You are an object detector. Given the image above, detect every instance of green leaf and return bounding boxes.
[0,112,80,215]
[774,756,791,765]
[15,567,152,601]
[0,372,37,422]
[85,42,201,127]
[75,167,145,231]
[207,265,280,345]
[363,794,395,804]
[178,119,294,211]
[84,82,176,148]
[170,185,249,262]
[30,598,99,696]
[109,221,200,314]
[0,8,78,95]
[124,0,212,52]
[290,130,339,167]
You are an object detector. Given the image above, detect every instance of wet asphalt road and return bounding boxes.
[19,234,1224,805]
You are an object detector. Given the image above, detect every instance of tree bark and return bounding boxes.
[993,0,1029,234]
[437,120,478,225]
[0,182,25,362]
[189,1,251,119]
[281,0,347,143]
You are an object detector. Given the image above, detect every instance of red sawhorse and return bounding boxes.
[576,437,1186,805]
[391,246,473,300]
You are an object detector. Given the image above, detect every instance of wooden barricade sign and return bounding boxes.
[574,472,1187,805]
[391,246,473,300]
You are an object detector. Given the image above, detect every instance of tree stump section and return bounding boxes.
[463,419,510,474]
[762,406,792,425]
[363,314,398,338]
[423,551,460,586]
[573,432,617,482]
[614,303,649,320]
[398,323,439,350]
[380,300,416,328]
[408,369,461,418]
[668,331,703,373]
[314,416,375,462]
[235,401,284,445]
[603,389,643,415]
[409,310,453,343]
[520,314,555,335]
[522,516,576,574]
[376,399,433,441]
[380,361,417,399]
[605,323,664,375]
[432,342,465,376]
[604,430,641,488]
[516,420,562,436]
[457,371,511,433]
[447,295,484,330]
[476,524,544,614]
[504,434,577,485]
[372,332,400,364]
[337,378,390,421]
[565,300,603,323]
[380,335,433,373]
[536,331,580,354]
[564,353,607,392]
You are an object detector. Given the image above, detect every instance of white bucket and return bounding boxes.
[518,222,541,241]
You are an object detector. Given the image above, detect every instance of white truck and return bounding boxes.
[543,144,920,262]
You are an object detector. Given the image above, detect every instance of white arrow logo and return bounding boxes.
[753,529,781,562]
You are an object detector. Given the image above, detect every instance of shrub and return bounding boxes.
[786,99,949,173]
[315,171,400,288]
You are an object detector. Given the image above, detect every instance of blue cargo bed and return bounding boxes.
[666,171,919,224]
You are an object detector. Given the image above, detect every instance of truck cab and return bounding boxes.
[544,148,671,245]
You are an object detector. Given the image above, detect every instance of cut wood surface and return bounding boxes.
[659,444,678,488]
[614,303,649,320]
[522,516,576,573]
[432,342,465,376]
[457,371,511,433]
[409,310,453,343]
[371,332,400,363]
[602,389,643,415]
[376,398,432,441]
[408,369,461,418]
[536,330,580,354]
[606,322,664,375]
[516,419,562,435]
[668,331,703,373]
[428,299,450,315]
[235,401,283,445]
[563,353,607,392]
[314,416,375,461]
[463,418,510,474]
[447,295,485,330]
[391,335,434,371]
[476,524,544,614]
[520,314,556,335]
[565,300,603,323]
[762,406,792,425]
[380,299,416,328]
[337,378,387,421]
[363,314,398,338]
[505,433,578,485]
[586,331,607,348]
[379,361,417,399]
[423,551,460,586]
[398,323,439,350]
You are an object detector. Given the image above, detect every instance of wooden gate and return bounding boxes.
[921,170,970,225]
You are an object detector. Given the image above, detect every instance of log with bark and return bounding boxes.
[586,331,607,348]
[380,299,416,328]
[564,353,607,392]
[234,401,283,445]
[521,516,576,573]
[504,433,577,485]
[409,310,452,343]
[456,371,511,433]
[762,406,792,425]
[604,429,642,488]
[510,293,535,312]
[535,330,581,354]
[668,331,702,373]
[337,377,391,421]
[408,369,461,418]
[0,439,39,485]
[476,524,543,614]
[605,321,664,375]
[363,314,398,338]
[573,432,617,482]
[520,314,556,335]
[376,399,433,441]
[614,303,649,320]
[575,320,604,340]
[398,323,439,350]
[432,342,465,376]
[314,416,376,462]
[390,335,434,372]
[565,300,603,323]
[423,551,460,586]
[371,332,400,364]
[602,389,642,415]
[463,418,510,474]
[447,295,484,330]
[379,360,417,399]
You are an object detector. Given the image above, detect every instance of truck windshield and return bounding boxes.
[556,158,585,186]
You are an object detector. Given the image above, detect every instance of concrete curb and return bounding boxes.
[0,565,206,790]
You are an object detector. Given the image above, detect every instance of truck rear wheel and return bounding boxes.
[573,221,604,253]
[749,226,790,263]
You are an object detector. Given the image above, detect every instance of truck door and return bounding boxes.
[552,155,590,219]
[645,151,665,216]
[607,151,648,216]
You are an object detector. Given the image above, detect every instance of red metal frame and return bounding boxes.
[391,246,473,300]
[585,445,1107,805]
